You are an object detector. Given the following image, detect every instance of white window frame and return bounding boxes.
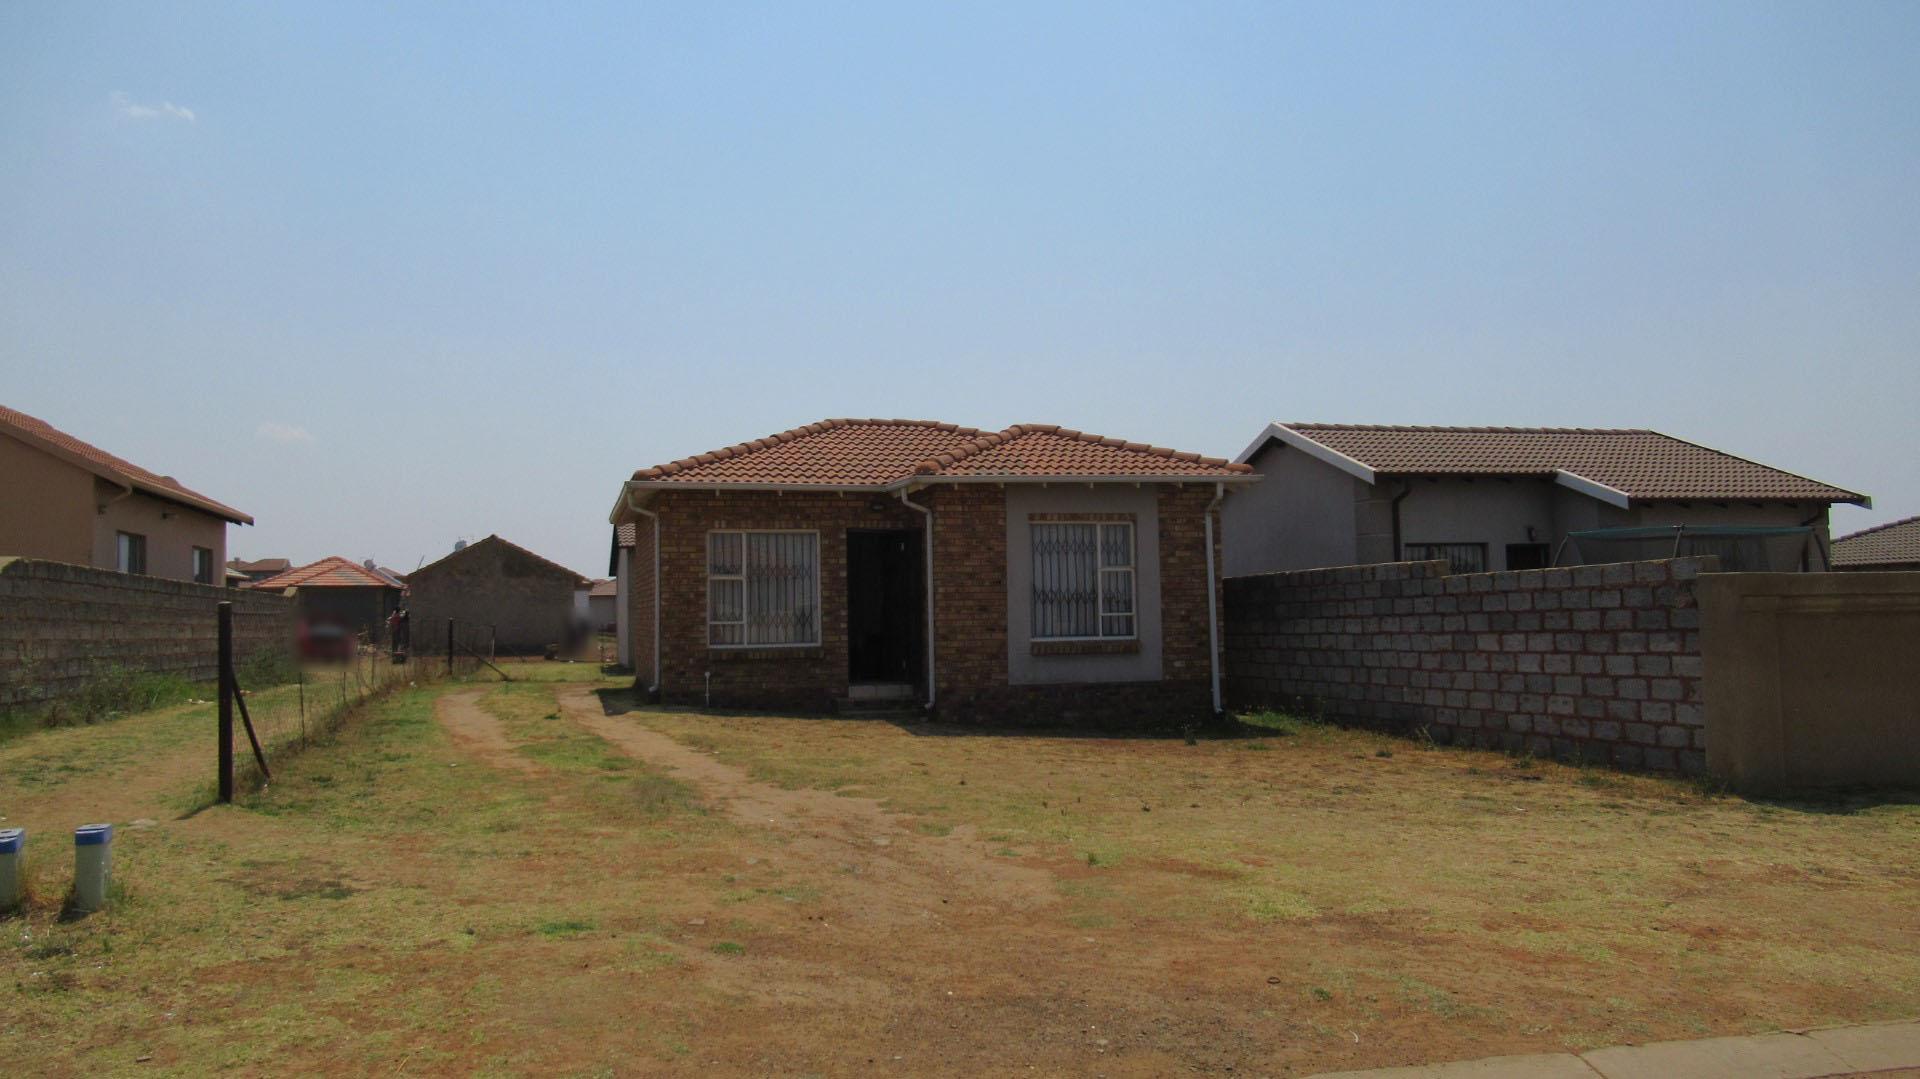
[192,546,214,585]
[706,529,822,649]
[1031,519,1138,642]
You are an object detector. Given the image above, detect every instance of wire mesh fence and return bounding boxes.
[221,617,506,796]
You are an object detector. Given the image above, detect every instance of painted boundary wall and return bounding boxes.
[1224,558,1715,774]
[0,557,295,708]
[1700,572,1920,791]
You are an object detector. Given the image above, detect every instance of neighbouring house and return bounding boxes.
[0,403,253,584]
[586,578,617,632]
[607,418,1256,722]
[362,560,408,588]
[405,536,589,655]
[1832,515,1920,572]
[1224,423,1869,576]
[246,556,403,642]
[227,557,291,584]
[610,523,637,669]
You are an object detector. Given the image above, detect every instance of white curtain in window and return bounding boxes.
[709,532,818,646]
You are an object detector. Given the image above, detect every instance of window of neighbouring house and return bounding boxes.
[117,531,148,575]
[1031,521,1136,640]
[1404,542,1487,574]
[707,531,820,647]
[192,546,214,584]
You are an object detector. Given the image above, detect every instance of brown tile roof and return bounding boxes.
[1833,515,1920,568]
[410,535,590,586]
[228,557,291,574]
[587,578,618,597]
[1275,424,1865,504]
[631,419,1250,487]
[0,403,253,523]
[614,524,637,547]
[247,556,399,590]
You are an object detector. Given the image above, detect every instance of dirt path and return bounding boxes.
[434,688,543,775]
[556,685,1057,924]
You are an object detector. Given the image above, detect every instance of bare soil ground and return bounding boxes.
[3,671,1916,1076]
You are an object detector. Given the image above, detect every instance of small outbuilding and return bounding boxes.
[247,556,403,642]
[406,536,590,655]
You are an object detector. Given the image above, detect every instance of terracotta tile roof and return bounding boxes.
[614,524,637,547]
[926,425,1251,477]
[1275,424,1865,503]
[410,535,590,586]
[631,419,1250,487]
[587,578,618,597]
[246,556,399,590]
[0,403,253,524]
[1833,515,1920,568]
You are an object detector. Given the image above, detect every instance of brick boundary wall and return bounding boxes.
[1224,557,1716,774]
[0,557,296,708]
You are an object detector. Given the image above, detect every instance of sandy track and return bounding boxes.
[434,688,543,775]
[556,685,1057,924]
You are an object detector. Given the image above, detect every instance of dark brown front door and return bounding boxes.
[846,530,922,685]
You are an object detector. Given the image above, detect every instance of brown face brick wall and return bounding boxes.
[1224,557,1716,774]
[626,482,1224,726]
[627,516,658,686]
[0,558,295,707]
[408,541,581,655]
[648,490,927,711]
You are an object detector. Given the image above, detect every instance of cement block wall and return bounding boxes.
[1224,557,1716,773]
[0,558,296,707]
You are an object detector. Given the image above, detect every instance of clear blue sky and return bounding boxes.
[3,2,1915,576]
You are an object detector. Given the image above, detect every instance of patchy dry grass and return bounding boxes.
[2,680,1916,1075]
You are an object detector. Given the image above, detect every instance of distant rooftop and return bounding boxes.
[1243,423,1866,505]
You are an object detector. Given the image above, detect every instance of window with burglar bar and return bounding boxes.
[1031,521,1136,640]
[1404,541,1487,574]
[708,531,820,647]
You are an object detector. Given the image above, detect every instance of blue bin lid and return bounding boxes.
[74,823,113,846]
[0,828,22,853]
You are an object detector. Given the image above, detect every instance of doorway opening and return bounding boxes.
[846,529,923,688]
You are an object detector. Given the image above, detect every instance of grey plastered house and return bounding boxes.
[1222,423,1869,575]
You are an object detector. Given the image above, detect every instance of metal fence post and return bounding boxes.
[217,601,234,804]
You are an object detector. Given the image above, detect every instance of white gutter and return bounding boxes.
[1204,481,1225,716]
[897,488,936,712]
[622,489,662,694]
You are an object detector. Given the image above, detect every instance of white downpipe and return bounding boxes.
[623,488,662,694]
[1204,481,1225,716]
[897,489,936,711]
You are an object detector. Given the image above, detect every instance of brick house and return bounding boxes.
[0,403,253,584]
[246,556,403,641]
[406,535,590,655]
[607,419,1256,722]
[1224,423,1869,576]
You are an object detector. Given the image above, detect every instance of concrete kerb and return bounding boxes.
[1311,1018,1920,1079]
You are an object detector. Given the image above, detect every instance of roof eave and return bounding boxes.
[1236,422,1378,485]
[1554,470,1635,510]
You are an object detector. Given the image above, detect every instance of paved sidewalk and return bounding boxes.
[1313,1019,1920,1079]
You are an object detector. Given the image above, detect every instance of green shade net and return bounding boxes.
[1564,525,1816,571]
